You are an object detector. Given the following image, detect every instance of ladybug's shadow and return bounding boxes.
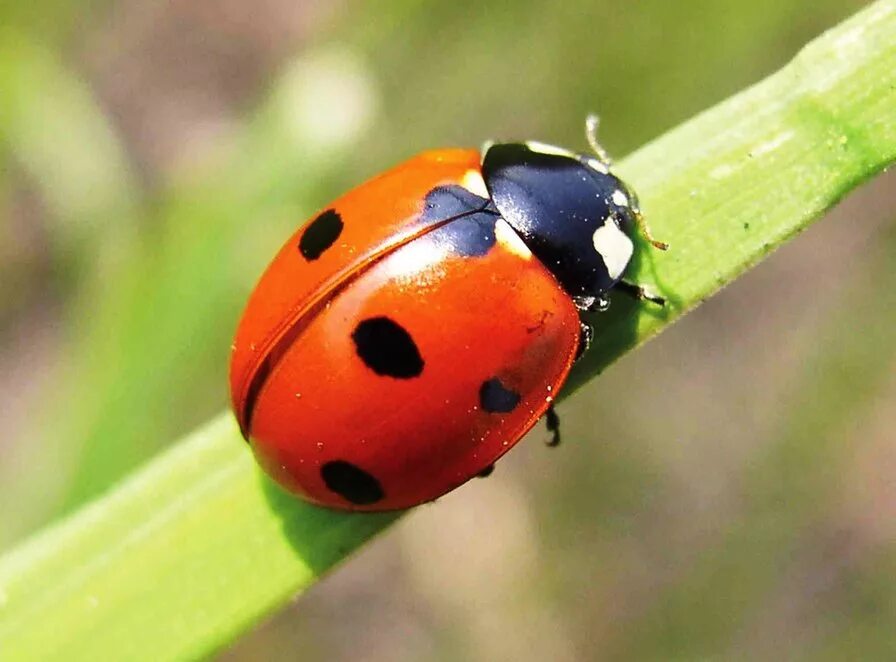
[259,471,403,574]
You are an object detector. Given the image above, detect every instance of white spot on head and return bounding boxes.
[461,169,489,198]
[495,219,532,260]
[523,141,577,159]
[592,221,633,280]
[611,189,629,207]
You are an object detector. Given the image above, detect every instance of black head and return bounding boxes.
[481,141,639,308]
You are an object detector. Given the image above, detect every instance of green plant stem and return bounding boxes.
[2,2,896,659]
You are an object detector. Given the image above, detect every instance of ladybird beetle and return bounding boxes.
[230,117,665,511]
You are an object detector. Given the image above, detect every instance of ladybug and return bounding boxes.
[230,117,665,511]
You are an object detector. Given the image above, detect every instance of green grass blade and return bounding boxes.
[1,2,895,659]
[0,415,399,660]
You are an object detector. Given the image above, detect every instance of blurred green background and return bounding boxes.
[3,0,896,659]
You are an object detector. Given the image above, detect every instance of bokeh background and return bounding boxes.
[3,0,896,659]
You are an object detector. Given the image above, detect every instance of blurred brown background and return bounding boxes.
[3,0,896,659]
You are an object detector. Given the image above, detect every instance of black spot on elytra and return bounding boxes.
[418,185,498,257]
[321,460,384,505]
[479,378,521,413]
[419,185,489,223]
[299,209,343,260]
[352,317,424,378]
[436,213,498,257]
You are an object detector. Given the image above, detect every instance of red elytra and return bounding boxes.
[230,148,580,510]
[230,136,650,511]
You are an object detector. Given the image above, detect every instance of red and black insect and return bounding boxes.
[230,119,665,511]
